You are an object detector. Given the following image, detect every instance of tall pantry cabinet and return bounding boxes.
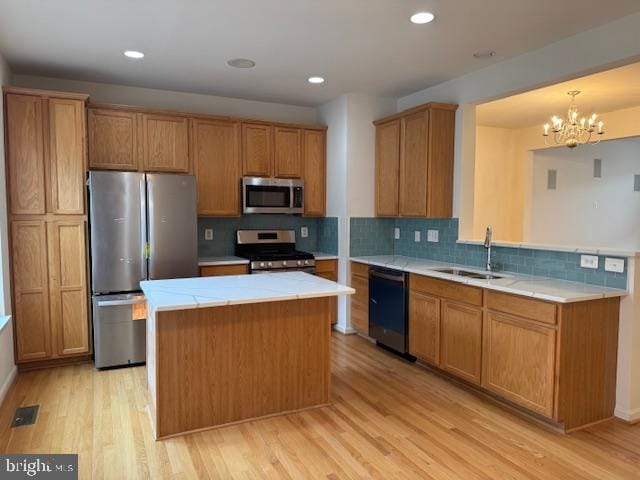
[4,87,90,365]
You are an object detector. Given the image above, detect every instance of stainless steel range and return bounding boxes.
[235,230,315,274]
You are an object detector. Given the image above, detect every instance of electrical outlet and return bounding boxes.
[204,228,214,241]
[605,258,625,273]
[427,229,439,242]
[414,231,421,242]
[394,228,400,240]
[580,255,599,269]
[300,226,308,238]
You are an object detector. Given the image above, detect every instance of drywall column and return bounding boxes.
[0,53,16,405]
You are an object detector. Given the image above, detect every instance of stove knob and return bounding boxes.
[267,262,273,267]
[259,262,265,268]
[282,261,288,267]
[297,260,302,266]
[304,260,309,265]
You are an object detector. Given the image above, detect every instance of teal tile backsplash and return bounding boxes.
[350,217,628,289]
[198,215,338,257]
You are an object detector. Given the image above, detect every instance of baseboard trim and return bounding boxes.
[333,324,357,335]
[0,365,17,408]
[615,406,640,424]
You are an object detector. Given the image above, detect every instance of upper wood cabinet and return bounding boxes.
[48,98,86,214]
[11,220,51,362]
[88,108,139,171]
[274,127,302,178]
[409,290,440,365]
[142,114,190,173]
[191,119,240,216]
[47,219,89,357]
[241,123,273,177]
[374,103,456,218]
[5,94,47,215]
[5,90,87,216]
[302,129,326,216]
[375,120,400,217]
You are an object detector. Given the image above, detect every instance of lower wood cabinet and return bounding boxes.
[482,311,556,417]
[314,259,338,325]
[199,264,249,276]
[408,291,440,365]
[11,218,90,363]
[440,301,483,385]
[350,262,369,334]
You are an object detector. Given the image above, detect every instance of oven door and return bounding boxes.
[242,177,303,214]
[252,267,316,274]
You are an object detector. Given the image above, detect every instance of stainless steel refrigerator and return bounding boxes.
[88,171,198,368]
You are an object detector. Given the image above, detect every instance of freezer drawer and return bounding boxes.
[92,293,146,369]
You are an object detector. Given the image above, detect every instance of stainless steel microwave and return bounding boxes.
[242,177,304,214]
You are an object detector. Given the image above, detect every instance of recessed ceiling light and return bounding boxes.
[308,76,325,84]
[123,50,145,59]
[473,50,496,59]
[410,12,435,24]
[227,58,256,68]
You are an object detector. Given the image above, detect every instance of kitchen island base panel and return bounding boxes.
[149,297,332,439]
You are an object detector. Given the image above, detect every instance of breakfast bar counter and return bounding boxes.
[141,272,354,439]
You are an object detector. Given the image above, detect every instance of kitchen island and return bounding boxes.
[141,272,354,439]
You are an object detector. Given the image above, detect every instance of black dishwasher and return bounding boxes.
[369,267,409,355]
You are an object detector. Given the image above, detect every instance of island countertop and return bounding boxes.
[141,271,354,312]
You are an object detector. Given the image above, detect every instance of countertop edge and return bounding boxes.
[349,256,627,304]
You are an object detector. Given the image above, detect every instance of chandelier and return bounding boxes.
[542,91,604,148]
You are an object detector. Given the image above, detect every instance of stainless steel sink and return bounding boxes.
[432,268,503,280]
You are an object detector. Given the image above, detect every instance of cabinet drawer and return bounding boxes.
[486,291,556,325]
[200,265,248,277]
[315,259,337,274]
[410,274,483,307]
[350,261,369,277]
[350,274,369,334]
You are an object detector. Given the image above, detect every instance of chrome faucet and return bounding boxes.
[484,226,493,272]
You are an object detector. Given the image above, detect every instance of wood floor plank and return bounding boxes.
[0,333,638,479]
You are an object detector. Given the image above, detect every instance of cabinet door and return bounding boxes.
[47,220,89,357]
[302,129,326,216]
[5,94,46,215]
[483,311,556,417]
[350,274,369,334]
[426,108,455,218]
[274,127,302,178]
[88,108,139,170]
[375,120,400,216]
[200,265,248,276]
[11,220,51,361]
[142,114,190,173]
[242,123,273,176]
[48,98,86,214]
[399,110,429,217]
[191,119,240,216]
[440,301,483,384]
[409,291,440,365]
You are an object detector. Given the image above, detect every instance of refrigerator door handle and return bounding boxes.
[140,175,148,281]
[97,298,147,307]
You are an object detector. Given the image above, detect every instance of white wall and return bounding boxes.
[13,74,318,124]
[0,53,16,406]
[528,139,640,250]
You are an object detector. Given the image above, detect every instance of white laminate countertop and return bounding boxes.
[198,256,250,266]
[141,272,354,312]
[351,255,627,304]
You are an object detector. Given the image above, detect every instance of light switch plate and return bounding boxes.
[580,255,599,269]
[204,228,214,241]
[301,226,309,238]
[605,257,625,273]
[427,229,439,242]
[394,228,400,240]
[414,231,421,242]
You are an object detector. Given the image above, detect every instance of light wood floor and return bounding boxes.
[0,333,639,479]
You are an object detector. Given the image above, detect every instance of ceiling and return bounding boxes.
[1,1,640,107]
[477,62,640,128]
